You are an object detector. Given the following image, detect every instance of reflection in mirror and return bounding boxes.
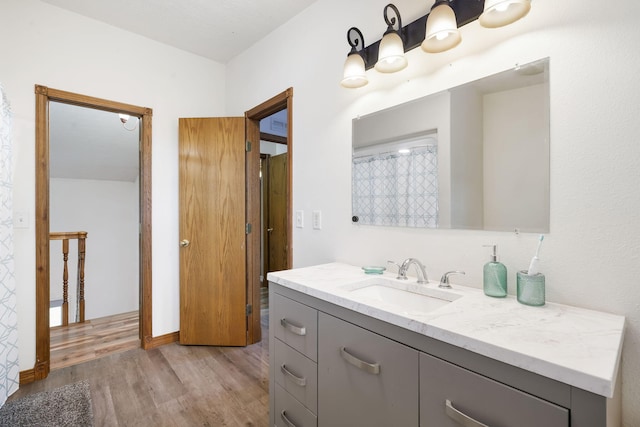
[352,58,549,232]
[259,109,289,285]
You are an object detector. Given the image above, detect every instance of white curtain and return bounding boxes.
[0,84,19,406]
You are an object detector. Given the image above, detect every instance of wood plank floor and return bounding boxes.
[50,311,141,371]
[11,297,270,426]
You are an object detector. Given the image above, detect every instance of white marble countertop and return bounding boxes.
[267,262,625,398]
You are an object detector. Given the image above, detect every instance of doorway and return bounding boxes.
[259,110,289,283]
[245,88,293,341]
[32,86,152,382]
[177,89,292,346]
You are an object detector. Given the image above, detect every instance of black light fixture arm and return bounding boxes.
[383,4,403,36]
[346,27,365,55]
[358,0,485,70]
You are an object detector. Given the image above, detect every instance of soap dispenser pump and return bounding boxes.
[483,245,507,298]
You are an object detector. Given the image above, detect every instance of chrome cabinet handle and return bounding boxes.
[280,318,306,336]
[445,399,489,427]
[340,347,380,375]
[280,364,307,387]
[280,410,297,427]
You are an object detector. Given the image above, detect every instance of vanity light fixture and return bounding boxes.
[341,27,369,88]
[479,0,532,28]
[422,0,461,53]
[341,1,533,88]
[375,4,408,73]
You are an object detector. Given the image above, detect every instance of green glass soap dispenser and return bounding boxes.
[483,245,507,297]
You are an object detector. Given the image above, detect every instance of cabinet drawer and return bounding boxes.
[420,352,569,427]
[273,293,318,361]
[275,383,317,427]
[318,312,419,427]
[275,339,318,414]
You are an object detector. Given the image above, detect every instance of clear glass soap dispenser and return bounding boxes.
[483,245,507,297]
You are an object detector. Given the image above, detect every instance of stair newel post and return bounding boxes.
[77,233,87,323]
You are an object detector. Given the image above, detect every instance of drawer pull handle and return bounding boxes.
[281,364,307,387]
[280,318,306,336]
[280,410,298,427]
[340,347,380,375]
[445,399,489,427]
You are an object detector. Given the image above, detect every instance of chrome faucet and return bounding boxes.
[397,258,429,284]
[439,271,465,289]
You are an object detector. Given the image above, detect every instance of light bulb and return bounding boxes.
[479,0,531,28]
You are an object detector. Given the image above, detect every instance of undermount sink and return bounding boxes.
[345,278,462,314]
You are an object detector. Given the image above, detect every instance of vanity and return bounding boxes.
[267,263,625,427]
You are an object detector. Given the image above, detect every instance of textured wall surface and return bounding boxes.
[226,1,640,424]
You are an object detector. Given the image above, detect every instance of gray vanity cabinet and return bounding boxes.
[269,283,611,427]
[420,352,569,427]
[272,293,319,427]
[317,312,419,427]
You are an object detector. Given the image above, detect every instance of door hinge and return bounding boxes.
[246,140,252,152]
[246,304,253,315]
[246,223,252,234]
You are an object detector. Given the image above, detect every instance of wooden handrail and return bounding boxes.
[50,231,88,325]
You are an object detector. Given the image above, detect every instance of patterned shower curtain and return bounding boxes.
[352,146,439,228]
[0,84,19,406]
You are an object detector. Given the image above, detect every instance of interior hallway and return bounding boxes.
[50,311,140,370]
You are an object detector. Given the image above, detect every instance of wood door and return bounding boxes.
[178,117,247,346]
[267,153,288,273]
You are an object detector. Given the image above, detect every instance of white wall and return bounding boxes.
[50,178,139,320]
[3,0,639,424]
[483,83,548,232]
[450,85,483,229]
[225,0,640,425]
[1,0,227,372]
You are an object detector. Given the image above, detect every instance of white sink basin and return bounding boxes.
[345,278,462,314]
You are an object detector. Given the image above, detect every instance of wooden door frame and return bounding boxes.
[245,88,293,343]
[30,85,152,383]
[260,153,270,287]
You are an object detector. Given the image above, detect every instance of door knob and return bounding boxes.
[180,239,190,247]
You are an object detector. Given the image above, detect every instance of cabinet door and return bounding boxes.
[420,352,569,427]
[318,313,419,427]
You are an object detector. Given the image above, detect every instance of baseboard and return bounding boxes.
[143,331,179,350]
[19,369,36,385]
[20,332,179,383]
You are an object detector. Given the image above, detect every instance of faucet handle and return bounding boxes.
[439,271,465,289]
[387,260,409,280]
[386,260,400,271]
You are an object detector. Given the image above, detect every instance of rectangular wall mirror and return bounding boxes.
[352,58,550,233]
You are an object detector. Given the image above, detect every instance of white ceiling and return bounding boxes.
[40,0,318,63]
[45,0,309,183]
[50,102,140,182]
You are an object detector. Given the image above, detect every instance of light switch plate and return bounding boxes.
[14,211,28,228]
[296,210,304,228]
[312,210,322,230]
